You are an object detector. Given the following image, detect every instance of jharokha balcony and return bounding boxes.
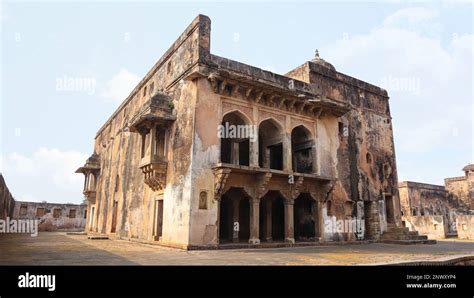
[75,153,101,203]
[129,91,176,192]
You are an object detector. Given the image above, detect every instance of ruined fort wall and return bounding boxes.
[456,215,474,240]
[445,176,471,210]
[0,174,15,220]
[404,215,447,239]
[13,201,86,231]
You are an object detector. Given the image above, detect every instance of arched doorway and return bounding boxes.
[220,111,251,166]
[294,193,315,241]
[219,187,250,243]
[291,125,313,173]
[259,191,285,242]
[258,119,284,170]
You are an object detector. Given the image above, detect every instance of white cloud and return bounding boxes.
[320,7,473,183]
[382,7,439,27]
[1,148,88,203]
[100,68,140,102]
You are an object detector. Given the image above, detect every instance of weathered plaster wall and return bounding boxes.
[287,61,397,238]
[445,176,473,210]
[404,215,446,239]
[87,15,210,247]
[399,181,463,235]
[13,201,86,231]
[456,215,474,240]
[0,174,15,220]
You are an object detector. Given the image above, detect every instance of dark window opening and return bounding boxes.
[220,112,250,166]
[258,119,284,170]
[36,208,45,218]
[294,193,315,241]
[291,126,313,174]
[53,208,61,218]
[19,204,28,217]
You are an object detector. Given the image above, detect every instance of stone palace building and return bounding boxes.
[76,15,420,249]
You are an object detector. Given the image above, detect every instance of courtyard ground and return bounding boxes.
[0,232,473,265]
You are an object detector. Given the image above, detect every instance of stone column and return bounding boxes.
[311,144,317,174]
[265,199,273,241]
[283,133,292,172]
[264,147,271,168]
[284,199,295,243]
[250,138,259,167]
[149,125,157,159]
[232,198,240,242]
[232,142,240,165]
[313,200,324,240]
[249,198,260,244]
[364,200,381,240]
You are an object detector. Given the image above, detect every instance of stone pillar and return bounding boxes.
[264,147,270,168]
[232,142,239,165]
[283,133,292,172]
[249,198,260,244]
[232,198,240,242]
[314,200,323,240]
[364,200,381,240]
[149,126,157,159]
[250,106,259,168]
[311,144,317,174]
[284,199,295,243]
[265,199,273,241]
[249,138,259,167]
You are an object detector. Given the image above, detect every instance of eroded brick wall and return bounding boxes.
[13,201,87,231]
[0,174,15,220]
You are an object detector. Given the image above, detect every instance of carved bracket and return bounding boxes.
[140,160,168,191]
[213,168,232,200]
[256,172,272,199]
[291,176,304,199]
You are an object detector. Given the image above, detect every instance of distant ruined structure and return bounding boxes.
[399,164,474,240]
[1,173,86,232]
[77,15,427,249]
[0,174,16,220]
[12,201,87,232]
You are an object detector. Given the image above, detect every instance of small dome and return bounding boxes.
[462,164,474,172]
[311,49,336,71]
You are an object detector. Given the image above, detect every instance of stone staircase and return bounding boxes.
[380,223,436,244]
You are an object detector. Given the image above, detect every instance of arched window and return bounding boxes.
[291,125,313,173]
[220,111,251,166]
[258,119,284,170]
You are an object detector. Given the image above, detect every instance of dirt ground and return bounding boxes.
[0,232,473,265]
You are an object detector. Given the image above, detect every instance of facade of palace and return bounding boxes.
[77,15,419,249]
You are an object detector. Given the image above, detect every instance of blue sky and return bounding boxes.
[1,1,472,203]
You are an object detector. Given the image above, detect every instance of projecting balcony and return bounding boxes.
[75,153,101,204]
[129,91,175,192]
[139,156,168,192]
[129,91,176,134]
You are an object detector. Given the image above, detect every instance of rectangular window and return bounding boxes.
[19,204,28,216]
[53,208,61,218]
[36,208,45,217]
[69,209,76,219]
